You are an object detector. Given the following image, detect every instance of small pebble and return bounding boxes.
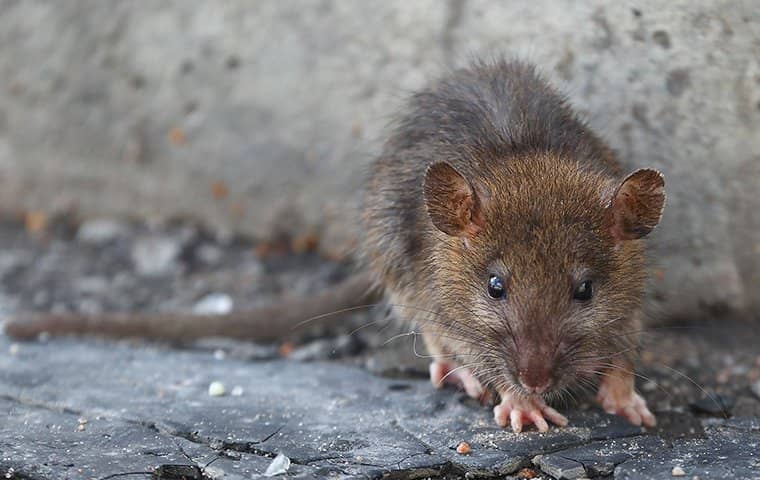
[279,342,294,357]
[264,453,291,477]
[456,441,471,454]
[76,219,129,245]
[642,380,657,392]
[517,468,537,478]
[9,344,20,356]
[671,466,686,476]
[231,386,244,396]
[193,293,233,315]
[131,236,181,277]
[208,381,226,397]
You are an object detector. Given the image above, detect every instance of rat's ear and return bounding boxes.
[608,169,665,241]
[423,162,485,237]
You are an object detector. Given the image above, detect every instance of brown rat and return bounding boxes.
[4,58,665,432]
[361,59,664,431]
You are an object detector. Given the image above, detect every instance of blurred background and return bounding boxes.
[0,0,758,323]
[1,2,760,477]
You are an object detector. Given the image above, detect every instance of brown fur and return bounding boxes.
[361,59,664,399]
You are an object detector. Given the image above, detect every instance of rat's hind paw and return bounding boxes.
[597,383,656,427]
[429,360,485,400]
[493,392,568,433]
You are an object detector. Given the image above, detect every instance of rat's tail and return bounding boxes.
[3,273,379,342]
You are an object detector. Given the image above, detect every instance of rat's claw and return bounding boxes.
[541,404,569,427]
[597,379,657,428]
[493,391,567,433]
[528,410,549,433]
[510,409,524,433]
[429,361,484,400]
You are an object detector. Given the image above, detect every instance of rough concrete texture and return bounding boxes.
[0,1,758,320]
[3,338,760,480]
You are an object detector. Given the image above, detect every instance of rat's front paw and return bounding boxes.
[596,382,656,427]
[493,391,568,433]
[429,360,484,400]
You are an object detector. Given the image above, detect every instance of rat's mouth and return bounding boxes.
[519,382,551,396]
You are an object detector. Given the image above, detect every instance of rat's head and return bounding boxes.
[422,154,665,397]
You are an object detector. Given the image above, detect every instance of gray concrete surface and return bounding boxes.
[0,1,758,320]
[2,338,759,480]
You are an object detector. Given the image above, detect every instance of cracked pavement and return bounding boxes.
[0,216,759,479]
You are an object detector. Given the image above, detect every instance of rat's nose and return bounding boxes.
[517,361,552,395]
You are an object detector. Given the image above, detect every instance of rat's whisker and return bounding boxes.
[293,303,383,329]
[656,363,727,419]
[439,362,482,384]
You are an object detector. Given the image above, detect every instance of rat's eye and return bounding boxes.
[573,280,593,302]
[487,275,506,299]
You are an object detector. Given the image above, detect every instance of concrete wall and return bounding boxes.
[0,0,758,320]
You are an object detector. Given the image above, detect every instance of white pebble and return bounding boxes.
[208,381,226,397]
[671,466,686,476]
[9,343,20,356]
[77,219,128,245]
[131,236,181,277]
[231,386,244,396]
[264,453,291,477]
[193,293,233,315]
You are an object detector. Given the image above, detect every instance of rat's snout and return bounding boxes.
[517,355,553,395]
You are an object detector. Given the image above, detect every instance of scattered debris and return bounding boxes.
[77,219,128,245]
[642,380,658,392]
[131,236,182,277]
[278,342,294,357]
[208,381,226,397]
[263,453,291,477]
[210,181,229,200]
[455,441,471,455]
[24,211,47,235]
[75,418,87,432]
[291,233,319,253]
[168,127,187,146]
[517,468,538,478]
